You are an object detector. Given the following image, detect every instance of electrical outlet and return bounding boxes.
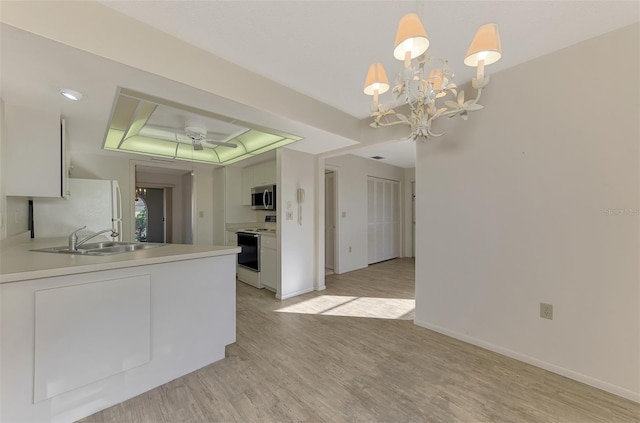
[342,211,347,218]
[540,303,553,320]
[349,246,352,252]
[286,211,293,220]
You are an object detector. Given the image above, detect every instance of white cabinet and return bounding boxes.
[4,105,67,197]
[253,160,276,186]
[260,235,277,291]
[1,255,236,423]
[241,160,276,205]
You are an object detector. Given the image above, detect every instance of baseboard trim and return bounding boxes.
[413,319,640,404]
[277,286,314,300]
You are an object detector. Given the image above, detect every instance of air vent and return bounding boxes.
[371,155,384,160]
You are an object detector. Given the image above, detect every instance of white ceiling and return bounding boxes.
[98,0,639,119]
[2,1,639,169]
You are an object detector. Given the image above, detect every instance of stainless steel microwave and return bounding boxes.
[251,184,276,210]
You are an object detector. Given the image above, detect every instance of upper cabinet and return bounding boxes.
[4,105,67,198]
[241,160,276,206]
[252,160,276,187]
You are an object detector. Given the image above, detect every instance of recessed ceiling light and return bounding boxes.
[59,88,85,101]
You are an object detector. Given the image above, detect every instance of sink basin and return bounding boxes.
[31,241,165,256]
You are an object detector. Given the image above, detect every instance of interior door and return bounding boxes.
[144,188,165,243]
[367,177,400,264]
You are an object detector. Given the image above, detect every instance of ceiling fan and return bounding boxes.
[183,125,238,150]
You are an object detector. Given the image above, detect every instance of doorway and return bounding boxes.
[324,170,337,275]
[134,165,193,244]
[136,187,167,243]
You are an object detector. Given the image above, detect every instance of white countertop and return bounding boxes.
[0,234,241,284]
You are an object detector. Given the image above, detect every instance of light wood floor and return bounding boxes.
[80,258,639,422]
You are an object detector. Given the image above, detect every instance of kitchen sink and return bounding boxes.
[31,241,165,256]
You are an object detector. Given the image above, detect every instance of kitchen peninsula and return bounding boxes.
[0,234,240,423]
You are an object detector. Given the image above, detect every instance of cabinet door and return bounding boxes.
[5,105,65,197]
[252,161,276,186]
[263,160,276,185]
[252,162,267,186]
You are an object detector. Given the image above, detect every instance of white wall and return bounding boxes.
[278,148,316,299]
[403,168,415,258]
[195,167,217,245]
[0,97,5,240]
[182,172,194,244]
[212,168,226,245]
[414,24,640,402]
[324,154,405,274]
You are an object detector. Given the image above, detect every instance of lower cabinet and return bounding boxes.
[1,255,236,423]
[260,235,277,291]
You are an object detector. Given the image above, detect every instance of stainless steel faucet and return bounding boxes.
[68,226,119,251]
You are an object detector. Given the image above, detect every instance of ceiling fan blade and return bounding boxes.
[204,140,238,148]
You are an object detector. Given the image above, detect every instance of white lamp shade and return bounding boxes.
[363,63,390,95]
[393,13,430,61]
[464,23,502,67]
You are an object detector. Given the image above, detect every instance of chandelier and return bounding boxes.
[364,13,502,140]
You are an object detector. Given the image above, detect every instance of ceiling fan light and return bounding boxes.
[464,23,502,67]
[393,13,430,61]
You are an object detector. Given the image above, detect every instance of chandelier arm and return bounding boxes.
[427,86,485,123]
[473,86,483,104]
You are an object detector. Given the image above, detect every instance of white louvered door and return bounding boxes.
[367,177,400,264]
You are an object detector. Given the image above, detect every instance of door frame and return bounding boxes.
[135,184,173,243]
[324,170,337,273]
[324,165,339,274]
